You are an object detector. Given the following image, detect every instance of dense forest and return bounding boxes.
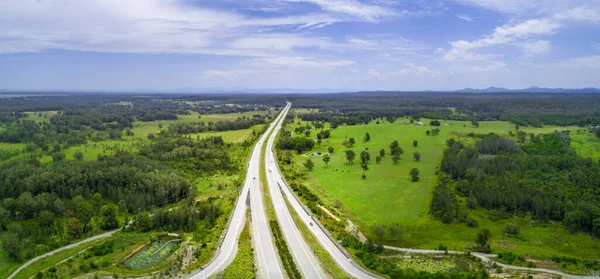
[430,132,600,238]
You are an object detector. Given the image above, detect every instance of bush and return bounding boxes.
[504,223,520,235]
[466,216,479,227]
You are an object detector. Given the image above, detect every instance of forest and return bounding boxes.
[431,132,600,237]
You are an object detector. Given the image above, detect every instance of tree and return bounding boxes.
[39,210,54,227]
[426,130,431,136]
[53,143,61,152]
[322,155,331,168]
[328,146,334,153]
[472,120,480,128]
[147,133,155,140]
[392,155,400,164]
[389,140,403,156]
[364,132,371,142]
[476,228,492,250]
[101,204,119,229]
[345,150,356,164]
[52,152,65,162]
[431,128,440,136]
[360,161,369,178]
[409,168,420,181]
[430,120,441,126]
[135,212,153,233]
[26,142,39,152]
[67,218,84,239]
[360,150,370,164]
[304,130,311,137]
[413,140,418,147]
[303,158,315,171]
[379,149,385,158]
[373,223,386,241]
[413,152,421,162]
[76,201,94,232]
[0,207,10,230]
[73,150,84,161]
[375,156,381,164]
[347,137,356,147]
[1,233,22,260]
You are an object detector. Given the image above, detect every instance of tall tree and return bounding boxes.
[379,149,385,158]
[360,150,370,164]
[328,146,334,153]
[410,168,420,181]
[361,161,369,179]
[413,152,421,162]
[100,203,119,230]
[303,158,315,171]
[392,155,400,164]
[345,150,356,164]
[413,140,418,147]
[322,155,331,168]
[364,132,371,142]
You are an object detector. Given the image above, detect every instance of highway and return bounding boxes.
[267,103,381,279]
[265,102,327,279]
[248,102,291,278]
[188,103,289,279]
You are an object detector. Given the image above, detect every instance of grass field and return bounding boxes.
[24,111,58,123]
[0,142,25,151]
[284,112,600,261]
[289,116,581,227]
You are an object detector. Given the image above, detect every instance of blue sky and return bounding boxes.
[1,0,599,91]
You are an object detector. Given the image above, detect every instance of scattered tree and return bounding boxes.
[413,140,418,147]
[409,168,420,181]
[379,148,385,158]
[472,120,480,128]
[360,150,370,164]
[360,162,369,178]
[322,155,331,168]
[101,204,119,229]
[304,158,315,171]
[73,150,84,161]
[1,233,22,260]
[392,155,400,164]
[364,132,371,142]
[52,152,65,162]
[476,228,492,252]
[345,150,356,164]
[328,146,334,153]
[426,130,431,136]
[430,120,441,126]
[413,152,421,161]
[375,156,381,164]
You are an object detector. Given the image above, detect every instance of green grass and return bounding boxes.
[23,111,58,123]
[221,210,255,279]
[284,112,600,263]
[289,117,582,227]
[11,238,105,279]
[130,111,264,142]
[0,142,25,151]
[570,130,600,159]
[0,243,19,279]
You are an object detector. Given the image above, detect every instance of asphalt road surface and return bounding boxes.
[188,104,289,279]
[265,102,327,279]
[268,104,382,279]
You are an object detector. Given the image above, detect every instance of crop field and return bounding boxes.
[124,237,180,269]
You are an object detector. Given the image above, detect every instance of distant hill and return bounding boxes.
[455,86,600,93]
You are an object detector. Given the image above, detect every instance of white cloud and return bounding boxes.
[452,0,600,15]
[443,7,600,61]
[285,0,394,20]
[0,0,344,55]
[456,15,473,21]
[520,40,551,56]
[203,70,260,79]
[261,56,355,67]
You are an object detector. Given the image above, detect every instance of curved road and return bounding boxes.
[189,104,289,279]
[265,102,327,279]
[7,229,120,279]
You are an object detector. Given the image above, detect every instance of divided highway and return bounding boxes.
[265,102,327,279]
[189,104,289,279]
[267,103,381,279]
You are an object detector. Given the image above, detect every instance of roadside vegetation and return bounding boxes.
[0,94,275,278]
[221,210,255,279]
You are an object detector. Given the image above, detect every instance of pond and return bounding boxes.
[123,237,180,269]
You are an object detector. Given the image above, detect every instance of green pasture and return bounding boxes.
[24,111,58,123]
[288,114,593,228]
[0,142,25,151]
